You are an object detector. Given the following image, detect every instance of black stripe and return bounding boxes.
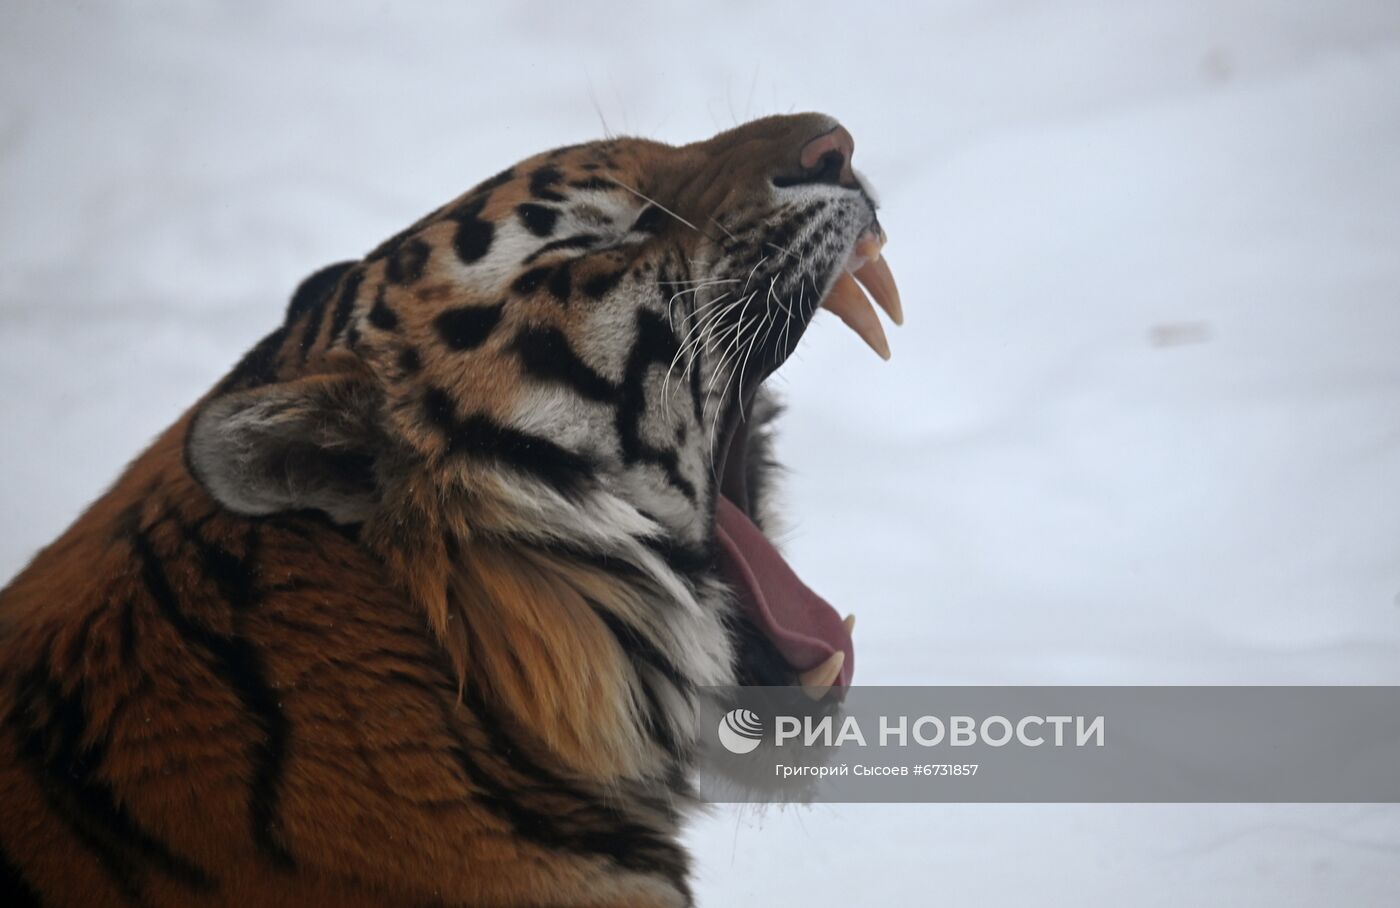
[216,325,287,394]
[476,166,516,195]
[516,203,558,237]
[0,841,44,907]
[9,666,141,904]
[631,204,666,234]
[385,644,686,876]
[587,606,691,693]
[7,657,215,900]
[658,260,707,424]
[728,608,796,687]
[433,303,503,352]
[636,676,684,762]
[528,165,566,202]
[298,295,329,358]
[368,287,399,331]
[570,177,617,191]
[510,327,615,402]
[512,263,574,305]
[129,526,295,870]
[614,309,697,502]
[546,262,573,302]
[588,605,691,761]
[181,521,259,613]
[65,608,103,673]
[285,260,356,323]
[422,389,591,495]
[522,234,599,265]
[453,198,496,264]
[455,683,691,894]
[326,266,365,345]
[641,533,715,581]
[385,238,431,285]
[291,261,357,363]
[511,266,551,295]
[581,268,626,299]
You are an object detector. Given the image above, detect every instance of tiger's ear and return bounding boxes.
[186,364,387,524]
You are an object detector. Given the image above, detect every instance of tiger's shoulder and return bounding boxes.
[0,418,689,907]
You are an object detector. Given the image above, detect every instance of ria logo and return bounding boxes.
[717,708,765,754]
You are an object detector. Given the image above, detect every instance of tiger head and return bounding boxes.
[187,113,900,700]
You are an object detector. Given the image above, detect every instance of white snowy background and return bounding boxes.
[3,1,1399,904]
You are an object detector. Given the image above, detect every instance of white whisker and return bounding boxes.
[611,178,708,237]
[710,216,738,242]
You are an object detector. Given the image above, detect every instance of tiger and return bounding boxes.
[0,112,901,907]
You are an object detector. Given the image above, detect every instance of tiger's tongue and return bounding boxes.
[715,496,854,687]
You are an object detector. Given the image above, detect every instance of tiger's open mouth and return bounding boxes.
[712,226,902,696]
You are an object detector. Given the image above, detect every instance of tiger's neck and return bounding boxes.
[116,411,727,788]
[448,547,697,780]
[324,467,736,789]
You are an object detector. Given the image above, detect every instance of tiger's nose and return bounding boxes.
[777,124,857,188]
[800,125,854,173]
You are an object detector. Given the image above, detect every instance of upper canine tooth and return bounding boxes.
[852,255,903,326]
[821,272,891,360]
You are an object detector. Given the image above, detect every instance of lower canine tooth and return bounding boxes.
[854,232,885,264]
[821,273,891,360]
[800,650,846,699]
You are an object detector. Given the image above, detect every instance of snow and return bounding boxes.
[3,1,1400,904]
